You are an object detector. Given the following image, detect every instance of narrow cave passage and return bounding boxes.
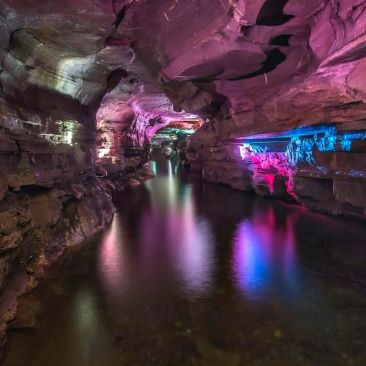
[2,1,366,365]
[3,160,366,366]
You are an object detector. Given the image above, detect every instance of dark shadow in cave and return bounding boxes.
[106,69,128,91]
[228,48,286,81]
[269,34,292,47]
[240,25,253,37]
[190,71,224,84]
[256,0,294,26]
[114,6,127,28]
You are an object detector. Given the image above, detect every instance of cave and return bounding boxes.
[1,1,366,365]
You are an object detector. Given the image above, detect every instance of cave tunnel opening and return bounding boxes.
[151,118,203,163]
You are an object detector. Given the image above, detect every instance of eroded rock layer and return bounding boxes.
[188,124,366,219]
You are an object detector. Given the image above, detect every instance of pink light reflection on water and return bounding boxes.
[232,207,300,299]
[140,161,214,297]
[173,186,214,296]
[98,215,128,296]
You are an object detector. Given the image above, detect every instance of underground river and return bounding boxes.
[2,160,366,366]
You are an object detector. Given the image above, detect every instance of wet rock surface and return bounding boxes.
[0,123,154,345]
[0,161,154,346]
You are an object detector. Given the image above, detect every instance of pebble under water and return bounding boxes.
[3,160,366,366]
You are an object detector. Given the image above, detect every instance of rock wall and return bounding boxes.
[0,0,203,344]
[155,0,366,220]
[188,122,366,220]
[0,107,155,344]
[0,0,155,344]
[0,113,156,342]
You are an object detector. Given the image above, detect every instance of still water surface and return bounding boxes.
[3,160,366,365]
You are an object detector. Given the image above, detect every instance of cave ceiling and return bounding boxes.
[0,0,365,144]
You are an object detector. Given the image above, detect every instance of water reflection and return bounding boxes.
[150,160,157,175]
[174,186,213,295]
[233,206,300,299]
[4,159,366,366]
[72,288,100,364]
[137,160,213,296]
[98,215,128,296]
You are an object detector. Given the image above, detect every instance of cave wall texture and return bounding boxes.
[0,0,193,341]
[0,0,366,343]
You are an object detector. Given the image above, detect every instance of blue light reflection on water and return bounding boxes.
[232,208,300,300]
